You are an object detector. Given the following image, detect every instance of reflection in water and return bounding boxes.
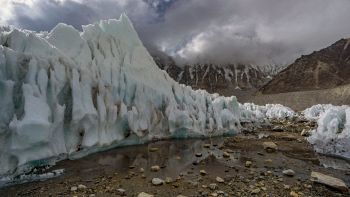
[90,137,240,178]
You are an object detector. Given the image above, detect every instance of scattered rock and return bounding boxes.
[176,195,187,197]
[245,161,252,168]
[225,149,234,153]
[290,191,299,197]
[223,152,230,158]
[152,178,164,186]
[195,153,202,157]
[301,129,311,137]
[209,183,218,190]
[310,171,348,192]
[251,188,260,195]
[210,192,218,197]
[165,177,173,183]
[78,184,87,190]
[151,165,160,172]
[283,169,295,177]
[200,170,207,175]
[216,176,225,183]
[263,142,278,152]
[140,168,145,173]
[70,186,78,192]
[138,192,154,197]
[284,184,291,189]
[149,147,159,152]
[272,126,284,132]
[266,170,273,176]
[116,188,126,195]
[203,144,211,148]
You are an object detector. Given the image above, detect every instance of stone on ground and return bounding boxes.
[263,142,278,152]
[310,171,348,193]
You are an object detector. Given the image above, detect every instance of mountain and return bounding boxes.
[150,48,285,99]
[260,38,350,94]
[0,14,241,178]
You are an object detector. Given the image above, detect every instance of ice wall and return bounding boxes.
[0,14,240,177]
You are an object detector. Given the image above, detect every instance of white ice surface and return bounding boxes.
[0,14,241,178]
[306,105,350,159]
[239,103,295,122]
[302,104,348,121]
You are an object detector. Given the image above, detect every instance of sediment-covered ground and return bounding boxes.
[1,118,349,197]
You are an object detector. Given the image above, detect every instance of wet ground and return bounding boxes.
[1,119,350,197]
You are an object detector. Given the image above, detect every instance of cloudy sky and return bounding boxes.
[1,0,350,65]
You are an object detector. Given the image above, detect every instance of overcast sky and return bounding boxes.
[1,0,350,65]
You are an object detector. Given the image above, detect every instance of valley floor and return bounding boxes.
[1,119,349,197]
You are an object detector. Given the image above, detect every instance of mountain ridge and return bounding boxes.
[260,38,350,94]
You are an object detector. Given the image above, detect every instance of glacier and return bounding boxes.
[0,14,242,178]
[304,105,350,159]
[239,103,295,122]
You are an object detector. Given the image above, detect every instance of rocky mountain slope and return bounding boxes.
[151,49,285,98]
[260,38,350,94]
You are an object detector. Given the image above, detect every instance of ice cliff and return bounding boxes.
[0,14,241,177]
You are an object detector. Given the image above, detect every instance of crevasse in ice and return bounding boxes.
[0,14,241,177]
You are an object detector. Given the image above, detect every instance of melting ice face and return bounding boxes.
[0,14,241,178]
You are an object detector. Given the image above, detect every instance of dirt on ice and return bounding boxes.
[1,119,350,197]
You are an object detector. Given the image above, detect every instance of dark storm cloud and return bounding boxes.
[2,0,350,65]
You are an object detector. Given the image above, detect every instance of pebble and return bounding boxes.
[77,184,87,190]
[223,152,230,158]
[290,191,299,197]
[70,186,78,192]
[209,183,218,190]
[225,149,234,153]
[200,170,207,175]
[251,188,261,195]
[138,192,154,197]
[216,176,225,183]
[165,177,173,183]
[116,188,126,195]
[301,129,311,137]
[263,142,278,152]
[203,144,211,148]
[139,168,145,173]
[152,178,164,186]
[245,161,252,167]
[149,147,159,152]
[195,153,202,157]
[151,165,160,172]
[176,195,187,197]
[283,169,295,176]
